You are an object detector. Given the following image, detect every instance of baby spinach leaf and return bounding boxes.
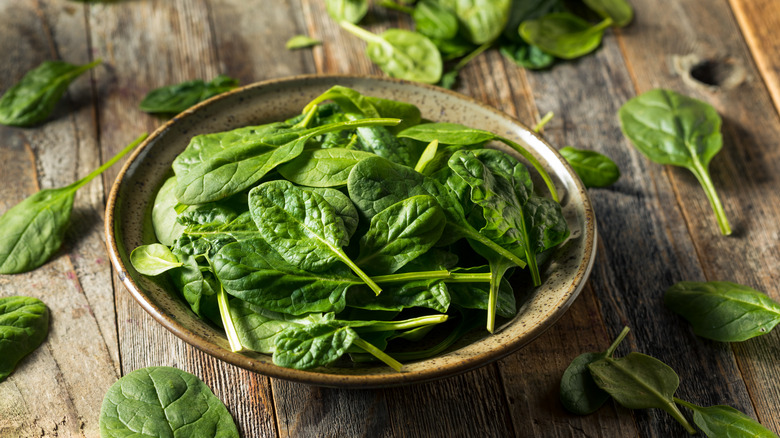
[173,117,399,204]
[588,352,696,434]
[398,122,559,201]
[437,0,512,44]
[356,195,446,275]
[519,13,612,60]
[139,74,239,115]
[340,21,443,84]
[560,326,630,415]
[273,323,358,369]
[229,299,332,353]
[500,42,555,70]
[619,89,731,235]
[170,238,222,323]
[447,268,516,319]
[0,59,101,127]
[559,146,621,188]
[326,0,369,24]
[411,0,459,41]
[152,176,188,246]
[277,147,376,188]
[0,296,49,382]
[99,366,239,438]
[0,133,147,274]
[347,279,451,313]
[583,0,633,27]
[303,187,360,239]
[664,281,780,342]
[674,399,778,438]
[213,238,359,315]
[249,180,382,294]
[130,244,183,276]
[286,35,322,50]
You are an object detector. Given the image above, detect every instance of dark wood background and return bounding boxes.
[1,0,779,436]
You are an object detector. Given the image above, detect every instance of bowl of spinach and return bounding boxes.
[105,75,596,387]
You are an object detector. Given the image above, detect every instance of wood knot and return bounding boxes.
[672,54,746,91]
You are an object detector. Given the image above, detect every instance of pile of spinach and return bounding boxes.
[130,85,570,370]
[321,0,633,87]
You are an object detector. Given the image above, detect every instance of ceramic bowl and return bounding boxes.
[105,75,596,388]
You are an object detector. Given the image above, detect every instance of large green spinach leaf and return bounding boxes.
[0,296,49,382]
[0,59,101,127]
[0,134,147,274]
[99,366,239,438]
[619,89,731,235]
[665,281,780,342]
[437,0,512,44]
[278,148,376,187]
[519,13,612,60]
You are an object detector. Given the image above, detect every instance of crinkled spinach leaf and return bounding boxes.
[0,296,49,382]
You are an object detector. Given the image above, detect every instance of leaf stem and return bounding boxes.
[339,20,386,46]
[487,263,512,333]
[670,398,700,435]
[380,0,414,14]
[217,285,244,353]
[605,326,630,357]
[496,135,559,202]
[533,111,554,133]
[689,161,732,235]
[71,133,148,191]
[352,337,403,371]
[371,270,492,284]
[354,314,448,332]
[337,249,383,295]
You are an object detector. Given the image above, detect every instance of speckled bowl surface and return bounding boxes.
[105,75,596,388]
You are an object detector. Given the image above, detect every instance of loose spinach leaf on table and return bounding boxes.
[326,0,369,24]
[665,281,780,342]
[286,35,322,50]
[340,21,443,84]
[619,88,731,235]
[559,146,620,188]
[588,352,696,434]
[500,41,555,70]
[139,74,239,115]
[519,13,613,60]
[0,59,101,127]
[0,296,49,382]
[437,0,512,45]
[0,134,147,274]
[99,366,239,438]
[674,399,779,438]
[560,327,630,415]
[583,0,633,27]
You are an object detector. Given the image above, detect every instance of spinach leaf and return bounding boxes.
[340,21,443,84]
[130,243,183,276]
[286,35,322,50]
[0,134,147,274]
[278,148,376,187]
[152,176,188,246]
[664,281,780,342]
[0,59,101,127]
[173,117,399,204]
[99,366,239,438]
[674,399,779,438]
[170,237,222,323]
[273,323,358,369]
[347,279,451,313]
[447,268,516,319]
[583,0,633,27]
[559,146,620,188]
[398,122,559,201]
[519,13,612,60]
[560,326,630,415]
[619,89,731,235]
[229,299,332,353]
[0,296,49,382]
[213,238,359,315]
[356,195,446,275]
[139,75,240,115]
[326,0,369,24]
[588,352,696,434]
[249,180,382,294]
[500,41,555,70]
[303,187,360,239]
[411,0,459,41]
[437,0,512,44]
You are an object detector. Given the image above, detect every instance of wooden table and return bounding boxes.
[2,1,780,436]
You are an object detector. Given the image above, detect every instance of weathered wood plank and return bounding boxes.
[615,0,780,434]
[728,0,780,115]
[87,1,280,437]
[0,1,120,436]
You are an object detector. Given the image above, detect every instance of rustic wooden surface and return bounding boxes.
[1,0,779,436]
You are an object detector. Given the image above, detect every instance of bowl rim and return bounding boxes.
[104,73,597,388]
